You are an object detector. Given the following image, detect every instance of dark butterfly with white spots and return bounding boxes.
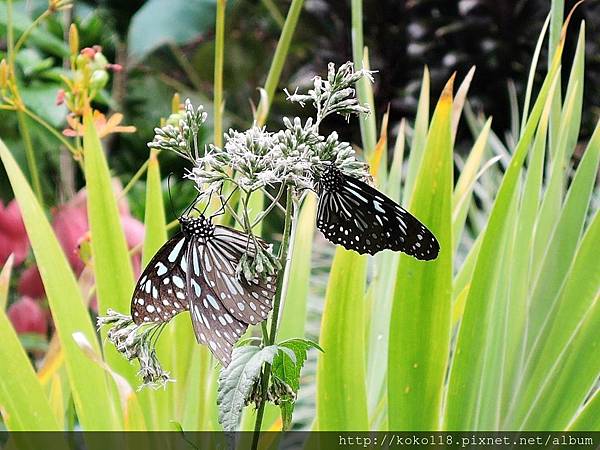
[314,165,439,260]
[131,215,276,366]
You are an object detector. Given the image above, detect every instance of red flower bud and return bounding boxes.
[80,47,96,59]
[55,88,66,106]
[18,266,45,299]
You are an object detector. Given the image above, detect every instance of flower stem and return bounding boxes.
[16,110,44,206]
[251,186,294,450]
[213,0,226,148]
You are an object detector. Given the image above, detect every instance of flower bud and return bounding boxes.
[89,70,109,90]
[0,59,8,89]
[68,24,79,55]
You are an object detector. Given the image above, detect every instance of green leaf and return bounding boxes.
[567,391,600,431]
[83,111,136,381]
[0,137,120,430]
[0,4,69,57]
[217,345,279,431]
[0,306,59,430]
[277,194,317,341]
[0,254,13,310]
[527,119,600,351]
[505,210,600,429]
[128,0,217,62]
[403,66,430,205]
[388,76,453,430]
[316,248,368,430]
[444,38,564,429]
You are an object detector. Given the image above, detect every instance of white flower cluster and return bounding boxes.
[150,62,373,202]
[148,99,208,163]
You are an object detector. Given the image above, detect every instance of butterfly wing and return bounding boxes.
[317,172,439,259]
[200,226,276,325]
[131,232,191,324]
[185,239,249,367]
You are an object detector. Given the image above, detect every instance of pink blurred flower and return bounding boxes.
[0,200,29,266]
[18,265,45,299]
[52,181,144,276]
[8,296,47,335]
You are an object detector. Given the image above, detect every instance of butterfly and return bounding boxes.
[314,165,439,260]
[131,214,276,366]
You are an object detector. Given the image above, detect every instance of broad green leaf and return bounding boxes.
[128,0,217,62]
[505,210,599,429]
[277,194,317,341]
[0,138,120,429]
[388,76,453,430]
[316,248,368,430]
[83,111,137,382]
[403,66,430,205]
[217,345,279,431]
[0,306,59,430]
[272,338,322,430]
[445,35,564,429]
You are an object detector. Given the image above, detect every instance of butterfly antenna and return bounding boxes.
[167,173,178,220]
[211,185,238,219]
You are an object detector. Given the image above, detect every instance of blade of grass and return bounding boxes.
[213,0,225,147]
[83,111,137,382]
[403,67,430,204]
[444,26,566,427]
[316,248,368,430]
[506,210,599,430]
[256,0,304,125]
[351,1,377,154]
[451,66,475,142]
[277,193,317,341]
[139,149,176,429]
[0,137,121,429]
[528,117,599,350]
[500,86,553,415]
[388,76,454,430]
[521,14,550,134]
[452,119,492,253]
[567,390,600,431]
[547,0,564,153]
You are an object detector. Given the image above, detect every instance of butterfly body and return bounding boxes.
[131,215,276,366]
[315,165,439,260]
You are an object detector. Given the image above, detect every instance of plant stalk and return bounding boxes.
[251,186,294,450]
[214,0,226,147]
[16,111,44,206]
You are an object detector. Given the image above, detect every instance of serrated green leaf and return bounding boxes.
[217,345,279,431]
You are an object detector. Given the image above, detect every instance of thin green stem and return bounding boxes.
[120,158,150,199]
[256,0,305,126]
[22,107,78,155]
[14,9,51,54]
[17,110,44,206]
[169,44,203,92]
[251,187,294,450]
[214,0,226,147]
[260,0,285,28]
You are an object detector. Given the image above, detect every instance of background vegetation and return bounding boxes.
[0,0,598,434]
